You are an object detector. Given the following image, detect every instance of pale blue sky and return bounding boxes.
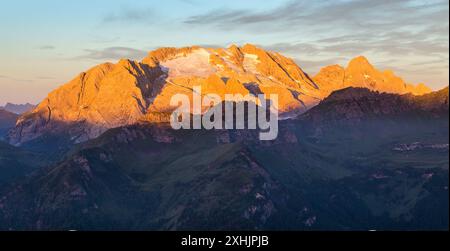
[0,0,448,104]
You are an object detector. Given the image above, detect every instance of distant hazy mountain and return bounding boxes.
[0,103,35,115]
[6,45,432,146]
[0,109,18,139]
[0,87,446,230]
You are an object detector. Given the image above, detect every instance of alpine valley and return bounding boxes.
[0,45,448,230]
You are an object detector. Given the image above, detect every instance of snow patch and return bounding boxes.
[243,53,260,73]
[160,49,216,78]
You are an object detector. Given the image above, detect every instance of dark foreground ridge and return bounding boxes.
[0,87,448,230]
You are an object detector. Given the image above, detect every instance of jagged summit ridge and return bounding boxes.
[0,103,35,115]
[314,55,432,97]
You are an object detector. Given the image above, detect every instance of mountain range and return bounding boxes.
[6,44,431,146]
[0,44,447,230]
[0,103,35,115]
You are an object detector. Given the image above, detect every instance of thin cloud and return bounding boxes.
[0,75,33,82]
[102,8,155,23]
[294,57,348,70]
[76,47,148,61]
[264,43,322,56]
[37,76,56,80]
[38,45,56,50]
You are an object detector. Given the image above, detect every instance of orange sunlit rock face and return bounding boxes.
[7,45,433,145]
[314,56,432,98]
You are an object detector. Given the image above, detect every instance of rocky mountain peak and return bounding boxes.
[347,55,373,69]
[7,45,324,145]
[314,56,432,97]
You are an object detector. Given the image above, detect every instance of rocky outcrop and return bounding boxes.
[314,56,432,97]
